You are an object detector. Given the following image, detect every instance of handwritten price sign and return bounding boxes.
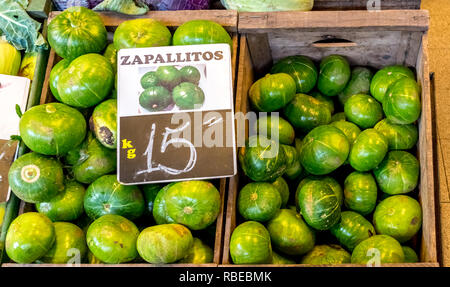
[117,44,236,184]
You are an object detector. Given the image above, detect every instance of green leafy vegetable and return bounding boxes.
[93,0,149,15]
[0,0,46,52]
[15,104,22,118]
[17,0,29,9]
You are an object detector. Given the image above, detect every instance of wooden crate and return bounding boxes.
[3,10,239,267]
[221,9,439,267]
[313,0,421,10]
[211,0,421,10]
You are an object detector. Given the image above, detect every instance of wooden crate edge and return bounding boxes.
[238,10,429,33]
[48,10,238,32]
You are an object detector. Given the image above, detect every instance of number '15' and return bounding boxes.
[137,122,197,176]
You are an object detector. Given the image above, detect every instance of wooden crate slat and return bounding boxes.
[416,33,437,263]
[313,0,421,10]
[238,10,429,32]
[48,10,238,32]
[265,30,423,68]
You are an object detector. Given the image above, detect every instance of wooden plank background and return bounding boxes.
[421,0,450,267]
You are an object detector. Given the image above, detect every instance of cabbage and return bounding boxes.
[93,0,148,15]
[0,39,21,76]
[52,0,104,10]
[221,0,313,11]
[143,0,210,10]
[0,0,46,52]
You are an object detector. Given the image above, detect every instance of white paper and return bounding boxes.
[118,44,233,117]
[0,74,30,140]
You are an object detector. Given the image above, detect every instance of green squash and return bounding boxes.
[152,183,176,224]
[317,55,351,96]
[57,54,114,108]
[338,67,373,105]
[344,94,383,129]
[0,202,5,229]
[141,183,163,216]
[103,43,117,72]
[49,59,70,102]
[114,18,172,49]
[180,65,201,85]
[238,182,281,222]
[267,209,315,256]
[249,73,296,112]
[137,224,193,264]
[41,222,87,264]
[8,152,64,203]
[331,112,346,122]
[230,221,272,264]
[36,181,85,222]
[84,175,145,220]
[239,135,287,182]
[330,211,376,252]
[383,78,421,125]
[179,237,213,264]
[64,132,116,184]
[311,90,335,114]
[351,235,404,264]
[344,172,378,215]
[254,115,295,145]
[373,195,422,243]
[271,251,296,264]
[140,71,160,89]
[301,245,351,265]
[0,39,21,76]
[47,7,107,60]
[402,246,419,263]
[373,151,419,195]
[155,65,182,89]
[295,176,343,209]
[86,214,139,264]
[300,125,350,175]
[165,181,220,230]
[172,82,205,110]
[6,212,55,263]
[139,86,172,112]
[374,119,418,150]
[19,103,86,156]
[330,120,361,147]
[173,20,232,48]
[370,65,415,102]
[281,144,302,180]
[272,177,290,208]
[87,251,104,264]
[283,93,331,133]
[349,129,388,172]
[297,180,341,230]
[270,55,318,94]
[74,214,93,235]
[90,99,117,149]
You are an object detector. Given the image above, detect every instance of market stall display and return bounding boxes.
[223,10,436,267]
[2,7,239,266]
